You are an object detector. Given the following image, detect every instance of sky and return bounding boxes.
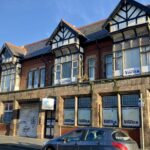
[0,0,149,47]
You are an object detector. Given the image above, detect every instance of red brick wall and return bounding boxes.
[20,54,54,90]
[84,38,113,80]
[0,123,11,135]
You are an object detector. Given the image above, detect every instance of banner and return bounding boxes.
[124,68,140,76]
[122,107,140,127]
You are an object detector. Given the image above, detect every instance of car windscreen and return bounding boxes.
[112,131,131,141]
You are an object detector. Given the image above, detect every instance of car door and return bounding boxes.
[77,129,105,150]
[57,129,84,150]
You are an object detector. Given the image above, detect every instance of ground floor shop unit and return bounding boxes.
[0,76,150,148]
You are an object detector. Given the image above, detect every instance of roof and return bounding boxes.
[78,19,106,36]
[0,42,26,57]
[103,0,150,28]
[23,38,51,59]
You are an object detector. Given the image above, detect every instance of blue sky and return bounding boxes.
[0,0,149,47]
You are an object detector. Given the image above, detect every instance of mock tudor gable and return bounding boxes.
[103,0,150,33]
[47,20,86,57]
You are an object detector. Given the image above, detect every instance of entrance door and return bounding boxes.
[45,110,55,138]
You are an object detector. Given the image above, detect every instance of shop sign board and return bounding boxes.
[42,98,55,110]
[122,107,140,127]
[103,108,118,126]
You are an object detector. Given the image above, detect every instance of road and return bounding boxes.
[0,144,39,150]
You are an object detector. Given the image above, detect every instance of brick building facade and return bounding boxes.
[0,0,150,148]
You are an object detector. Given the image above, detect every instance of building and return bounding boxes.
[0,0,150,148]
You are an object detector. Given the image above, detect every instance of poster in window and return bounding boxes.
[103,108,118,126]
[78,109,91,125]
[64,110,75,125]
[122,107,140,127]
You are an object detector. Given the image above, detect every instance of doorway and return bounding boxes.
[44,110,55,138]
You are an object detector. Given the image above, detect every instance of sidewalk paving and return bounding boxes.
[0,135,49,149]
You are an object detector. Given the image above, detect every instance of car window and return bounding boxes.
[62,130,83,142]
[112,131,131,141]
[85,129,105,141]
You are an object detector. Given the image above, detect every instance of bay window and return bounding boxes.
[105,54,113,78]
[123,48,140,76]
[54,54,82,84]
[121,94,140,127]
[78,97,91,126]
[88,58,95,81]
[1,69,15,92]
[64,98,75,125]
[102,95,118,127]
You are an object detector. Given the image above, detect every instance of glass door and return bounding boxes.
[45,110,55,138]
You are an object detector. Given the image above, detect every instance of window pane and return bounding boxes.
[105,55,113,78]
[56,65,60,80]
[64,109,75,125]
[124,48,140,69]
[115,51,122,70]
[73,61,78,77]
[141,46,150,66]
[34,70,39,88]
[62,62,71,78]
[28,72,33,89]
[78,109,91,125]
[3,112,13,123]
[103,96,118,107]
[88,58,95,80]
[121,94,139,107]
[40,68,45,87]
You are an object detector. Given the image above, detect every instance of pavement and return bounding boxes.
[0,135,49,149]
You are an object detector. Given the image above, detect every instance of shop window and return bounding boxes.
[78,97,91,126]
[105,54,113,78]
[121,94,140,128]
[0,69,15,92]
[88,58,95,81]
[114,51,122,76]
[102,96,118,127]
[3,103,13,124]
[123,48,140,76]
[64,98,75,125]
[27,68,46,89]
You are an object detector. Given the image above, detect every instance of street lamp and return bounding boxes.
[139,98,145,150]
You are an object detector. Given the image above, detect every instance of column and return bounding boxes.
[117,93,122,128]
[91,92,100,127]
[12,100,19,136]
